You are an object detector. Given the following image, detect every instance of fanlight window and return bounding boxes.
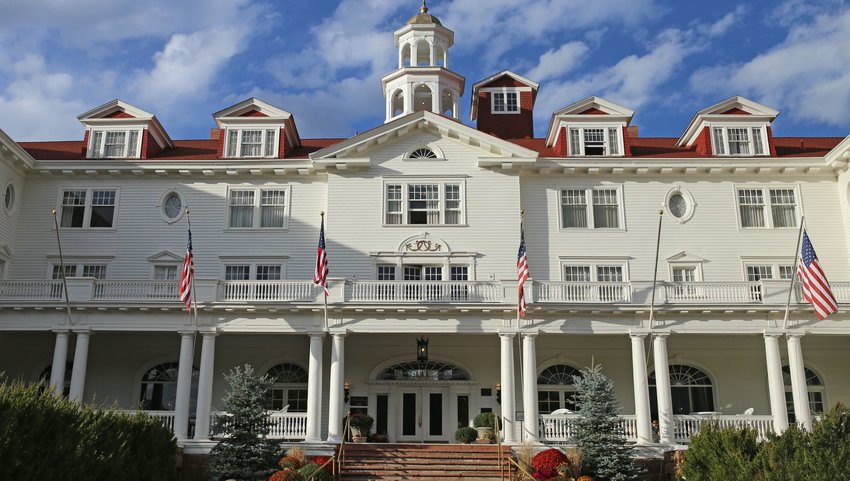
[649,364,714,415]
[266,363,309,411]
[537,364,582,385]
[537,364,582,414]
[377,360,470,381]
[139,362,199,411]
[409,148,438,159]
[267,362,309,384]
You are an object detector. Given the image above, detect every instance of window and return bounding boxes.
[560,187,622,229]
[537,364,582,414]
[4,183,14,213]
[668,193,687,219]
[59,189,118,228]
[52,264,107,279]
[139,362,199,411]
[712,126,768,156]
[561,262,629,302]
[162,192,183,220]
[227,187,288,229]
[567,126,623,156]
[408,148,438,159]
[154,265,177,280]
[266,363,309,412]
[745,263,794,281]
[87,129,142,158]
[39,362,73,397]
[0,259,5,280]
[650,365,715,418]
[737,187,798,228]
[384,181,464,225]
[492,92,519,113]
[783,366,825,423]
[672,267,697,282]
[224,128,278,158]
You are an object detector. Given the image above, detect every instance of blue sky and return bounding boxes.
[0,0,848,142]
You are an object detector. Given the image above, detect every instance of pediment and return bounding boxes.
[697,96,779,117]
[213,98,292,121]
[147,250,182,263]
[77,99,154,121]
[552,96,634,118]
[666,251,707,263]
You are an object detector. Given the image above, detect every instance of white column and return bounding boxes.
[653,333,674,443]
[787,334,812,431]
[305,332,325,442]
[430,84,440,113]
[327,331,346,442]
[68,330,91,403]
[521,332,539,443]
[429,42,435,66]
[499,332,517,443]
[193,331,218,439]
[49,330,70,395]
[174,331,195,440]
[764,333,789,433]
[630,332,652,444]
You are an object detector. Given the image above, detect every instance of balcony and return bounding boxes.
[663,282,761,304]
[534,281,632,304]
[218,281,317,303]
[345,280,502,303]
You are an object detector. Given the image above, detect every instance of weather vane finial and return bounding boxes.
[421,0,428,13]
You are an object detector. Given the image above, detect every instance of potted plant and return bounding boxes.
[455,426,478,444]
[349,413,374,442]
[473,412,496,443]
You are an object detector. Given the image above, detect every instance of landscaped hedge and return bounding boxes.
[680,404,850,481]
[0,379,177,480]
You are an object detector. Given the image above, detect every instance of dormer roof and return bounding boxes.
[470,70,539,121]
[545,96,634,146]
[212,97,294,124]
[677,96,779,147]
[77,99,175,149]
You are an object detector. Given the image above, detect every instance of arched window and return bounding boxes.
[401,43,412,67]
[139,362,199,411]
[392,89,405,118]
[413,85,433,112]
[649,364,714,416]
[39,362,73,397]
[408,148,438,159]
[537,364,582,414]
[435,44,446,67]
[416,40,431,66]
[440,89,454,116]
[266,363,309,412]
[377,360,470,381]
[783,365,825,422]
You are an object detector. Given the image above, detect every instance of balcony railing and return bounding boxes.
[664,282,761,304]
[218,281,317,302]
[122,410,177,432]
[539,414,638,443]
[93,280,179,301]
[210,411,308,440]
[0,280,63,301]
[345,280,502,303]
[534,282,632,303]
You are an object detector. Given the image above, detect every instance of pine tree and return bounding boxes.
[208,365,281,481]
[571,364,641,481]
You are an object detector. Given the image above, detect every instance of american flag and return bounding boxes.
[179,228,194,313]
[798,230,837,320]
[517,224,529,318]
[313,216,329,296]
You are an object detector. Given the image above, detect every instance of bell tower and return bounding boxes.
[381,1,465,122]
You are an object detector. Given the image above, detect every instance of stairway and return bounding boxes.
[339,443,515,480]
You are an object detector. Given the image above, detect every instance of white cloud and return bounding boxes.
[700,5,745,38]
[690,7,850,127]
[526,42,589,82]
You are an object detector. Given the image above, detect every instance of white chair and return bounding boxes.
[278,404,290,413]
[551,408,572,415]
[742,407,754,415]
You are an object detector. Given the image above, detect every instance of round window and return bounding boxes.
[668,193,687,218]
[3,184,14,212]
[163,192,183,219]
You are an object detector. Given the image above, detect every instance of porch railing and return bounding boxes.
[345,280,502,303]
[218,281,317,302]
[539,414,639,443]
[210,411,308,440]
[533,282,632,303]
[665,282,761,304]
[93,280,179,301]
[123,410,177,432]
[0,280,63,301]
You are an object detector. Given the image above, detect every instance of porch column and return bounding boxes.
[652,333,674,443]
[786,334,812,431]
[764,333,789,433]
[305,331,325,442]
[193,330,218,440]
[499,332,517,443]
[521,331,540,443]
[174,331,195,440]
[49,329,70,395]
[68,329,91,402]
[327,331,346,442]
[630,332,653,444]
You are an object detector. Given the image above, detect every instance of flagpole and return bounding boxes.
[51,210,72,326]
[321,211,329,331]
[783,216,806,330]
[186,208,198,324]
[517,208,525,441]
[648,210,664,331]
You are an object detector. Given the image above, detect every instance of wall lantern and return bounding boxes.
[416,337,429,363]
[495,383,502,404]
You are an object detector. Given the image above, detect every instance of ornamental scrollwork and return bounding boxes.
[405,240,442,252]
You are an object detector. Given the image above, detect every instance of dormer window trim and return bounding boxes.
[87,128,144,159]
[223,127,280,159]
[710,124,769,157]
[564,124,625,157]
[487,88,523,114]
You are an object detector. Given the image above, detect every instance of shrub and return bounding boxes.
[532,448,569,473]
[679,423,761,481]
[455,426,478,443]
[0,379,177,481]
[279,455,302,470]
[311,455,335,475]
[349,413,374,433]
[473,412,496,428]
[299,462,332,481]
[268,468,303,481]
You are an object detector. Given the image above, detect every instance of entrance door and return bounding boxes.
[398,387,448,442]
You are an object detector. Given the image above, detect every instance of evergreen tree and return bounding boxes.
[208,365,280,481]
[571,364,641,481]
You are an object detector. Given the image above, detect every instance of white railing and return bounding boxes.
[0,280,64,301]
[665,282,761,304]
[210,411,308,440]
[673,414,774,443]
[93,280,179,301]
[800,282,850,303]
[218,281,316,302]
[345,281,502,303]
[123,410,177,432]
[534,282,632,303]
[539,414,639,443]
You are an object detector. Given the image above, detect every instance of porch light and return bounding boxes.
[416,337,429,363]
[343,381,351,404]
[495,383,501,404]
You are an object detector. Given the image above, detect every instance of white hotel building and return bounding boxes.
[0,4,849,453]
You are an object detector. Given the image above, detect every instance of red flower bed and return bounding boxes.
[532,448,569,473]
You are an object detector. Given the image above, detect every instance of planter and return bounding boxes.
[475,426,494,443]
[351,427,368,442]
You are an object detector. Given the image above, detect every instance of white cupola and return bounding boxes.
[380,1,465,123]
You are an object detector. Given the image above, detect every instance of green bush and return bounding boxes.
[473,412,496,428]
[349,413,374,433]
[299,462,332,481]
[0,379,177,481]
[455,426,478,443]
[679,423,760,481]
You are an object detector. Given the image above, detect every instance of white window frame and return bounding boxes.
[382,179,466,226]
[734,185,802,229]
[153,264,179,281]
[223,127,279,158]
[87,128,143,159]
[664,186,696,223]
[740,258,795,281]
[220,258,287,280]
[710,124,770,157]
[224,185,291,230]
[490,89,520,114]
[372,257,476,281]
[48,261,110,279]
[668,264,703,282]
[559,258,630,282]
[56,187,120,230]
[558,185,625,230]
[563,124,625,157]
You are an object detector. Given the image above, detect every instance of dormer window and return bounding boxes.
[492,91,519,113]
[88,129,142,158]
[711,126,767,156]
[568,127,622,156]
[225,128,278,158]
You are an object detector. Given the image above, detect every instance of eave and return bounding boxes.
[530,156,838,177]
[33,159,319,178]
[0,128,37,171]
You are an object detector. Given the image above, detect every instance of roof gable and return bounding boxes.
[677,96,779,147]
[213,98,292,122]
[545,96,634,146]
[77,100,174,151]
[77,99,155,121]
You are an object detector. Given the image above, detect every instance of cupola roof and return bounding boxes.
[407,1,442,25]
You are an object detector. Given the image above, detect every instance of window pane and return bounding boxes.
[260,189,286,228]
[444,184,461,224]
[229,190,255,228]
[569,128,580,156]
[287,389,308,412]
[493,93,505,112]
[506,92,518,112]
[154,265,178,280]
[712,127,725,155]
[597,266,623,282]
[592,189,619,228]
[264,129,277,157]
[61,190,86,228]
[728,128,750,155]
[240,130,263,157]
[770,189,797,228]
[564,266,591,282]
[738,189,765,227]
[226,130,239,157]
[89,190,116,228]
[104,131,126,157]
[607,127,619,155]
[560,190,587,228]
[747,265,772,281]
[386,185,403,224]
[752,127,764,155]
[779,265,795,280]
[52,265,77,279]
[408,184,439,225]
[127,131,139,157]
[256,265,282,281]
[672,267,696,282]
[91,131,103,158]
[82,265,107,279]
[225,265,250,281]
[584,128,605,155]
[450,266,468,281]
[538,391,561,415]
[377,265,396,280]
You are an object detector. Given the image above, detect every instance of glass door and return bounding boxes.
[397,387,448,442]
